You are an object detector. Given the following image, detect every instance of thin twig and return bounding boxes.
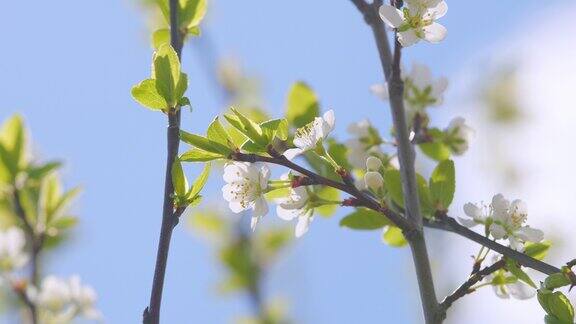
[144,0,186,322]
[424,217,561,275]
[438,259,505,317]
[12,189,39,324]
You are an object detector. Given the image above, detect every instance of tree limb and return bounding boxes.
[144,0,186,322]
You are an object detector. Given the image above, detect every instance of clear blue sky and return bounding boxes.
[0,1,566,323]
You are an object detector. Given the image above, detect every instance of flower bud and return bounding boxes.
[364,172,384,192]
[366,156,383,171]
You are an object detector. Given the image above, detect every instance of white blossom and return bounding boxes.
[379,1,448,47]
[276,186,314,238]
[345,119,383,169]
[459,194,544,250]
[222,162,270,230]
[0,227,29,271]
[366,156,383,171]
[484,256,536,300]
[364,172,384,192]
[34,275,100,322]
[445,117,474,155]
[284,110,335,160]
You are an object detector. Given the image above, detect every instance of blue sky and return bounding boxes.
[0,1,568,323]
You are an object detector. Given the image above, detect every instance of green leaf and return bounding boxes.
[152,28,170,49]
[27,161,61,180]
[180,0,207,29]
[228,108,266,146]
[429,159,455,211]
[539,290,575,323]
[419,138,451,161]
[174,72,188,104]
[417,175,434,217]
[207,117,235,148]
[384,169,404,208]
[241,139,266,153]
[545,273,572,290]
[180,131,232,156]
[260,118,288,142]
[0,115,27,180]
[315,186,340,217]
[285,82,319,128]
[524,241,552,261]
[506,258,536,288]
[180,148,222,162]
[340,208,391,230]
[327,139,352,171]
[544,314,568,324]
[171,159,188,198]
[49,216,78,231]
[131,79,168,110]
[382,226,407,247]
[188,163,211,199]
[153,44,181,106]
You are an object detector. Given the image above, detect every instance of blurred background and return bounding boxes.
[1,0,575,323]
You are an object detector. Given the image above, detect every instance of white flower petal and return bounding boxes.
[322,109,335,136]
[378,5,405,28]
[422,22,447,43]
[516,226,544,243]
[425,1,448,20]
[490,223,507,239]
[295,213,313,238]
[398,29,420,47]
[228,201,246,213]
[283,148,304,160]
[508,281,536,300]
[259,164,270,189]
[253,197,269,218]
[463,202,482,220]
[457,216,478,228]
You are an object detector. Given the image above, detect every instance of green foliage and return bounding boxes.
[131,44,188,111]
[340,208,391,230]
[538,289,575,324]
[171,160,188,198]
[285,82,319,128]
[157,0,207,35]
[524,241,552,261]
[207,117,236,149]
[224,108,268,147]
[0,115,26,183]
[382,226,407,247]
[327,139,352,171]
[419,128,451,161]
[180,148,222,162]
[384,169,404,208]
[429,159,455,211]
[152,28,170,49]
[180,130,233,156]
[505,258,536,288]
[545,273,572,290]
[172,160,211,206]
[315,186,340,217]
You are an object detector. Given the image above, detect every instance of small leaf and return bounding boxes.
[545,273,572,290]
[260,118,288,142]
[27,161,62,180]
[417,174,434,217]
[152,28,170,49]
[131,79,168,110]
[228,108,266,145]
[315,186,340,217]
[188,163,211,199]
[241,139,266,153]
[429,159,455,211]
[340,208,391,230]
[180,148,222,162]
[524,241,552,261]
[207,117,234,148]
[327,139,352,171]
[382,226,407,247]
[285,82,319,128]
[384,169,404,207]
[506,258,536,288]
[171,160,187,198]
[0,114,27,179]
[180,131,232,156]
[180,0,207,29]
[49,216,78,231]
[153,44,181,106]
[419,140,451,161]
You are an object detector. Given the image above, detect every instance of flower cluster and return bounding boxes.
[459,194,544,251]
[379,0,448,47]
[28,275,101,322]
[484,256,535,300]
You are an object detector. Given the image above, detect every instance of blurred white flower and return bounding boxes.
[276,186,314,238]
[34,275,100,322]
[364,172,384,192]
[379,1,448,47]
[459,194,544,250]
[484,257,536,300]
[345,120,383,169]
[0,227,29,272]
[284,110,335,160]
[445,117,474,155]
[366,156,383,171]
[222,162,270,230]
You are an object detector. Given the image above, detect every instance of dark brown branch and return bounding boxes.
[439,259,505,316]
[424,217,561,275]
[231,151,414,232]
[144,0,186,322]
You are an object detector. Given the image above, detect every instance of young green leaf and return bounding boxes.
[180,0,207,30]
[180,148,222,162]
[524,241,552,261]
[315,186,340,217]
[260,118,288,142]
[228,108,266,146]
[539,289,575,323]
[429,159,455,211]
[188,163,211,199]
[180,131,233,156]
[207,117,235,148]
[0,115,27,179]
[382,226,407,247]
[285,82,319,128]
[384,169,404,208]
[545,273,572,290]
[153,44,182,106]
[419,142,451,161]
[171,160,188,198]
[340,208,391,230]
[152,28,170,49]
[505,258,536,288]
[131,79,168,111]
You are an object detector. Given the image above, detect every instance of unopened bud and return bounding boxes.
[364,172,384,192]
[366,156,382,171]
